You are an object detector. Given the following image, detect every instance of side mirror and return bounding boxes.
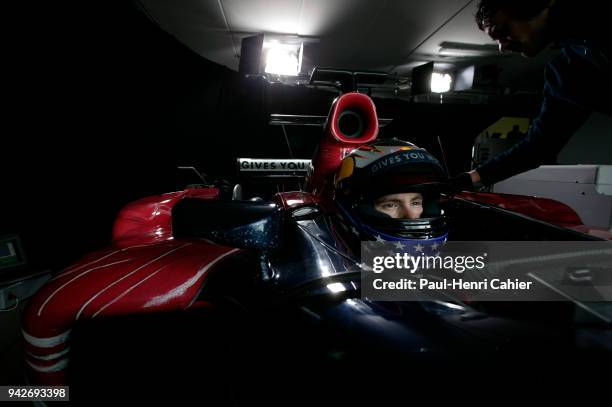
[172,199,283,250]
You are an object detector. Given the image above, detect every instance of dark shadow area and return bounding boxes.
[2,0,541,273]
[67,302,611,405]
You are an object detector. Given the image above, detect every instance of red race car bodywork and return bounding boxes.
[22,187,239,384]
[22,92,606,386]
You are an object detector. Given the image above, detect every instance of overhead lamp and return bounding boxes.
[239,34,307,77]
[412,62,454,95]
[412,61,501,98]
[431,72,452,93]
[263,41,303,76]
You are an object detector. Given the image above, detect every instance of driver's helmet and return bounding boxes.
[334,139,449,251]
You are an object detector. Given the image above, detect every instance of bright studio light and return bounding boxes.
[264,41,303,76]
[431,72,452,93]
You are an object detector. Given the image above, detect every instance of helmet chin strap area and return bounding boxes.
[357,216,449,241]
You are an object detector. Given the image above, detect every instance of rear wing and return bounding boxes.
[309,67,393,94]
[269,114,392,128]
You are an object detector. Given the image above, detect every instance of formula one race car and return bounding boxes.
[23,71,612,404]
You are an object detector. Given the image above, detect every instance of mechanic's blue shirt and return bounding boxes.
[477,40,612,185]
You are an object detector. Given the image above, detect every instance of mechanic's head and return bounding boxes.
[374,192,423,219]
[334,139,448,244]
[476,0,555,57]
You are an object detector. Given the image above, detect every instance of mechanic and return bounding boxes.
[452,0,611,190]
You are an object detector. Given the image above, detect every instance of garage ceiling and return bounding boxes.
[137,0,550,87]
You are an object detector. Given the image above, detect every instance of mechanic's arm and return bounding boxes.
[470,68,592,187]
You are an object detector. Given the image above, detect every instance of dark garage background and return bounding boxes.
[3,0,549,272]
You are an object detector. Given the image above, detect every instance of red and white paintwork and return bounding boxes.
[22,187,241,385]
[112,188,219,248]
